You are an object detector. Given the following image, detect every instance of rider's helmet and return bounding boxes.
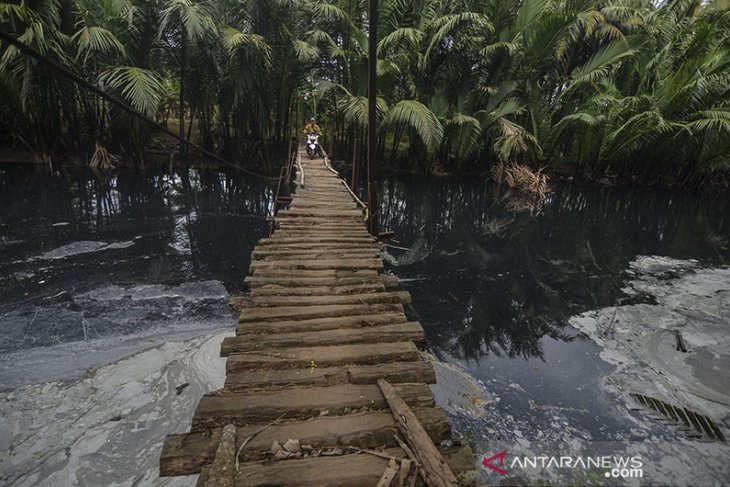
[310,117,316,123]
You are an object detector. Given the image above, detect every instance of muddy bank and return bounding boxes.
[0,330,231,486]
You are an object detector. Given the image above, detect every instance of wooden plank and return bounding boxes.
[224,361,435,389]
[249,282,386,296]
[233,449,404,486]
[257,237,375,245]
[244,274,395,288]
[251,251,380,262]
[238,303,404,323]
[279,209,365,218]
[250,268,379,278]
[236,313,408,334]
[377,459,400,487]
[161,408,450,476]
[221,322,424,355]
[250,259,383,271]
[379,379,459,487]
[225,341,420,373]
[230,291,411,311]
[250,242,383,251]
[251,249,380,259]
[203,424,235,487]
[192,383,435,430]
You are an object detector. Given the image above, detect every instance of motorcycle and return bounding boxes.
[306,133,321,159]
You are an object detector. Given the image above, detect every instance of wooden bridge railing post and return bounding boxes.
[351,139,360,191]
[367,0,379,237]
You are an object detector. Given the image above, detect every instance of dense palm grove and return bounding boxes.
[0,0,728,183]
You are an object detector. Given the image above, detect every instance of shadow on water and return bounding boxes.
[0,166,273,353]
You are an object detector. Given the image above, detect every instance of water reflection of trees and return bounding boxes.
[0,167,274,290]
[379,177,730,361]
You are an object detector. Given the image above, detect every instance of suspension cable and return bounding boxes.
[0,30,282,182]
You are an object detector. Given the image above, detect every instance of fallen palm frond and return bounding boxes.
[89,142,120,169]
[629,392,726,442]
[490,162,549,196]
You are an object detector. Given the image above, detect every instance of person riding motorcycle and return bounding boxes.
[303,117,323,157]
[303,117,321,136]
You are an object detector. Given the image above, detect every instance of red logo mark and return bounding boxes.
[482,451,507,475]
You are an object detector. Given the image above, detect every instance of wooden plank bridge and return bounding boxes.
[159,146,477,486]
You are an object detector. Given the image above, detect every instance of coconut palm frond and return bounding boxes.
[424,12,493,62]
[159,0,216,42]
[386,99,444,149]
[73,25,126,62]
[377,27,425,56]
[292,39,320,63]
[222,25,272,62]
[99,65,163,116]
[339,94,390,129]
[563,38,637,94]
[493,117,542,161]
[603,110,677,160]
[445,113,482,159]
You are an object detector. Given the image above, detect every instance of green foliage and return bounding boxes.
[0,0,728,181]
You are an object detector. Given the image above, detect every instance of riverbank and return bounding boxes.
[0,330,231,486]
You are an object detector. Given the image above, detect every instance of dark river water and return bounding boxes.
[1,165,729,483]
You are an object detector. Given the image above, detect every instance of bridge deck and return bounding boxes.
[159,149,476,486]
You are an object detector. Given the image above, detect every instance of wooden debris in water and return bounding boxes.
[490,161,549,196]
[673,329,688,352]
[89,142,120,169]
[630,392,725,441]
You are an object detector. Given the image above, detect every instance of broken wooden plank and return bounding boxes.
[192,383,435,430]
[378,379,459,487]
[225,341,420,373]
[376,458,400,487]
[160,408,450,476]
[203,424,235,487]
[232,449,404,486]
[221,322,424,355]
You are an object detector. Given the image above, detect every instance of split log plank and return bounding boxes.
[221,321,424,355]
[192,383,434,430]
[378,379,459,487]
[250,258,383,271]
[236,313,408,334]
[248,282,386,296]
[231,291,411,311]
[238,303,404,323]
[223,361,435,389]
[161,408,450,476]
[225,341,420,372]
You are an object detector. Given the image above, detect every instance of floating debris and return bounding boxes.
[630,393,726,442]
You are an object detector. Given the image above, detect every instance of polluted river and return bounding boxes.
[1,165,728,486]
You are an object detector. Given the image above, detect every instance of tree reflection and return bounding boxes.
[379,177,730,362]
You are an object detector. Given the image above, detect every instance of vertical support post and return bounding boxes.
[179,32,187,163]
[352,138,360,191]
[367,0,379,236]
